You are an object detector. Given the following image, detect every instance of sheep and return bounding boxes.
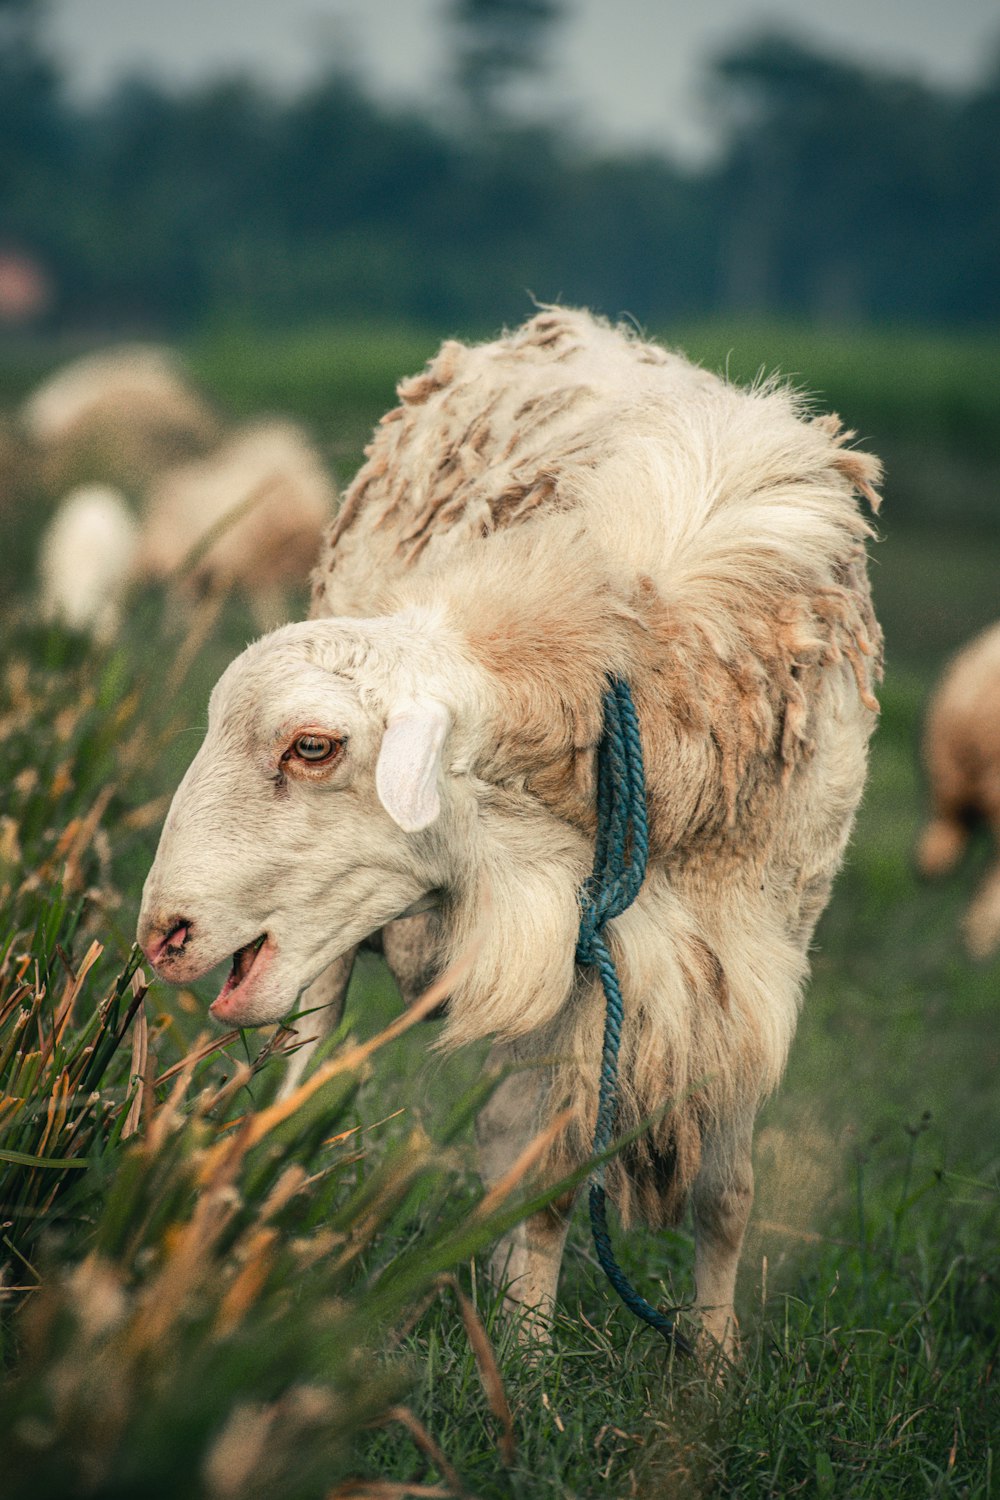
[38,484,140,642]
[33,420,337,643]
[915,621,1000,958]
[20,344,220,493]
[137,308,882,1356]
[136,419,337,629]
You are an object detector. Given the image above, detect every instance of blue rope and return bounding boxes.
[577,678,693,1356]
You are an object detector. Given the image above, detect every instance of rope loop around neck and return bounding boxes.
[575,678,648,966]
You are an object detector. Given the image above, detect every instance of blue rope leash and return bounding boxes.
[576,678,693,1356]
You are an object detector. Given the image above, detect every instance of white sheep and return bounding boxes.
[38,484,140,642]
[916,621,1000,958]
[136,419,337,628]
[138,308,882,1355]
[21,344,220,491]
[35,420,337,642]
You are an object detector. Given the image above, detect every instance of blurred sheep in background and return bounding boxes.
[26,349,338,639]
[916,621,1000,958]
[20,344,222,492]
[137,419,337,630]
[38,483,140,643]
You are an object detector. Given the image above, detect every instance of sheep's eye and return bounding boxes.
[285,733,341,765]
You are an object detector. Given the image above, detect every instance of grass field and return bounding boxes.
[0,323,998,1497]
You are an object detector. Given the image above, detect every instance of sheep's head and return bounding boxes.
[138,614,474,1026]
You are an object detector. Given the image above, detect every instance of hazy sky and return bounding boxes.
[46,0,1000,161]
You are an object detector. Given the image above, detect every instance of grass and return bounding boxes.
[0,616,546,1493]
[0,323,998,1496]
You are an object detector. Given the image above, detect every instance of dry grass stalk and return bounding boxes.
[154,1028,242,1089]
[53,938,103,1043]
[472,1108,573,1223]
[378,1407,469,1499]
[331,1140,435,1273]
[163,589,226,700]
[121,973,149,1141]
[329,1483,456,1499]
[198,951,473,1177]
[433,1274,516,1468]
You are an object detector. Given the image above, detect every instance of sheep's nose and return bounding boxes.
[141,916,193,967]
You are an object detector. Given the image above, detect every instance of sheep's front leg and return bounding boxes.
[380,910,441,1007]
[278,913,439,1100]
[277,947,358,1098]
[691,1110,755,1360]
[476,1052,573,1338]
[963,854,1000,959]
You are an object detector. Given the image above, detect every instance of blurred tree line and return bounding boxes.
[2,0,999,333]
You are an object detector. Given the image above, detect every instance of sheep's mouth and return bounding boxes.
[211,933,272,1019]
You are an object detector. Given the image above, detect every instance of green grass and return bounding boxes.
[0,324,998,1496]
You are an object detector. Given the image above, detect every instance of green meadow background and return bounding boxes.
[1,321,998,1497]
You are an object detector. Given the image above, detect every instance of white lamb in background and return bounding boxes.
[916,620,1000,958]
[21,344,220,491]
[138,308,882,1356]
[38,484,140,642]
[137,419,337,628]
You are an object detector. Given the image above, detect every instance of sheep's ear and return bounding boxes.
[375,699,451,832]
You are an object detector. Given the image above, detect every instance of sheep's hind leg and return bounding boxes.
[917,720,977,877]
[476,1053,574,1341]
[690,1109,754,1362]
